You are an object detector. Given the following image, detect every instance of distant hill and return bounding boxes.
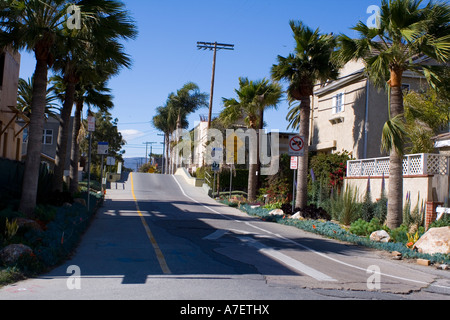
[123,157,163,172]
[123,157,147,172]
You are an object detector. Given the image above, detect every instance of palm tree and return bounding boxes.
[51,0,137,192]
[166,82,208,171]
[152,104,180,174]
[335,0,450,229]
[271,21,339,210]
[0,0,136,216]
[17,77,59,120]
[0,0,76,216]
[220,77,283,202]
[169,82,209,131]
[67,76,114,194]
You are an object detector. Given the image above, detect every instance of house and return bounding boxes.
[20,116,75,173]
[328,59,450,227]
[310,59,428,159]
[0,47,22,161]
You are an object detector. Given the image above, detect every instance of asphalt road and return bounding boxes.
[0,172,449,301]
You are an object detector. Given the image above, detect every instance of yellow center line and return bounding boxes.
[129,173,171,275]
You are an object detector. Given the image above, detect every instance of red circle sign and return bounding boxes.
[290,136,304,152]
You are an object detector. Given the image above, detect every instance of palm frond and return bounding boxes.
[381,114,407,155]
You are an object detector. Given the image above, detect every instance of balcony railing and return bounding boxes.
[347,154,449,178]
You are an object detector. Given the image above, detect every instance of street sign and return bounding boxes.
[212,161,220,172]
[97,142,109,155]
[288,135,305,156]
[211,148,223,162]
[290,156,298,170]
[107,157,115,166]
[88,116,96,132]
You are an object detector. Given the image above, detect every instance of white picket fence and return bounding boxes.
[347,154,449,177]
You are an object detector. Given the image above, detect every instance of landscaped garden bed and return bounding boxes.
[0,191,103,287]
[219,198,450,265]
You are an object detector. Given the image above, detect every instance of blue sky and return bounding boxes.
[18,0,381,158]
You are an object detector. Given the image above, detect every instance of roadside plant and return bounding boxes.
[331,185,360,225]
[4,218,19,242]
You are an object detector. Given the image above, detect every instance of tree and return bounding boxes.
[152,105,179,174]
[69,77,114,193]
[51,0,137,192]
[404,87,450,153]
[220,77,283,202]
[0,0,75,216]
[0,0,136,216]
[155,82,208,173]
[17,77,59,120]
[271,20,339,210]
[335,0,450,228]
[169,82,208,131]
[80,110,125,175]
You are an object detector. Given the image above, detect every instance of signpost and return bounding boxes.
[87,116,95,211]
[98,142,109,195]
[291,156,298,214]
[87,116,95,132]
[212,161,220,198]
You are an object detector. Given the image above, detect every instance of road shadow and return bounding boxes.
[41,173,370,285]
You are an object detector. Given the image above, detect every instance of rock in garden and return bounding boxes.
[0,244,33,266]
[291,212,303,220]
[16,218,43,231]
[73,198,87,207]
[269,209,284,216]
[413,227,450,255]
[370,230,391,243]
[392,251,402,260]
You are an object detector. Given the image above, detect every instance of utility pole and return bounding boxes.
[197,41,234,129]
[143,142,157,164]
[157,133,166,174]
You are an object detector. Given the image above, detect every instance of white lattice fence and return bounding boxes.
[347,154,449,177]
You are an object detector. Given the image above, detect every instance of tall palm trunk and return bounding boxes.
[19,52,49,217]
[69,100,83,194]
[53,80,76,192]
[386,71,405,229]
[296,96,311,210]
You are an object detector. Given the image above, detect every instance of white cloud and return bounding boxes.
[120,129,145,142]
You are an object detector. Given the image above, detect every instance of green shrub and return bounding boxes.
[350,218,386,237]
[331,186,360,225]
[361,185,375,222]
[34,205,57,223]
[373,190,388,224]
[428,215,450,229]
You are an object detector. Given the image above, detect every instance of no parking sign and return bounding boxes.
[288,135,305,157]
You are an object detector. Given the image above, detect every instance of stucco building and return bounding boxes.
[0,47,22,161]
[310,59,428,159]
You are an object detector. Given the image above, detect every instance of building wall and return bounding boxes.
[21,117,75,171]
[0,48,22,161]
[311,60,429,160]
[345,175,433,210]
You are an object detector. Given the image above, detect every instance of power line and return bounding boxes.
[142,142,157,164]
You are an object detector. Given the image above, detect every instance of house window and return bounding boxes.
[333,93,345,114]
[42,129,53,145]
[23,127,28,143]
